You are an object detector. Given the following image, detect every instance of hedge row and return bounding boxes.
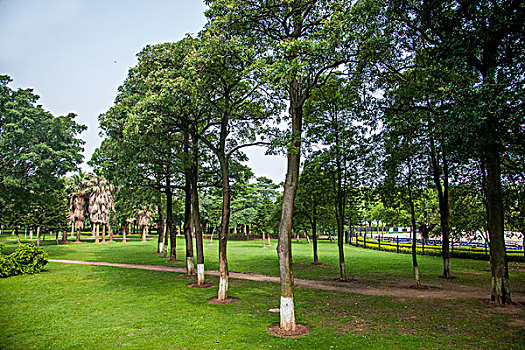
[352,237,525,262]
[0,243,49,278]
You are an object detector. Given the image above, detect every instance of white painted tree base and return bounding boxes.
[187,257,195,275]
[218,276,228,300]
[197,264,205,284]
[280,296,296,331]
[158,242,163,253]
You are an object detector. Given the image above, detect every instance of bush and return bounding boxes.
[0,244,49,278]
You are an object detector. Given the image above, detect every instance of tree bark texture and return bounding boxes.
[166,178,175,260]
[278,86,303,331]
[312,208,318,264]
[484,149,511,303]
[122,223,127,243]
[158,201,164,253]
[408,164,420,286]
[183,167,195,274]
[218,154,231,300]
[191,138,205,285]
[95,224,100,244]
[430,138,451,277]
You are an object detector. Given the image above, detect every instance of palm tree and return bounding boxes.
[66,173,90,243]
[87,175,114,244]
[136,207,153,242]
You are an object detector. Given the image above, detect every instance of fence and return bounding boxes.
[349,233,525,262]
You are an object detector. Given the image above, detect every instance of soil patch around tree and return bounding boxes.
[178,273,196,277]
[408,284,433,290]
[268,324,310,338]
[334,277,358,283]
[207,297,240,304]
[187,283,214,288]
[438,275,459,279]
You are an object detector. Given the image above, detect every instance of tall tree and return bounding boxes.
[304,76,368,279]
[0,75,85,236]
[388,0,524,303]
[205,0,369,330]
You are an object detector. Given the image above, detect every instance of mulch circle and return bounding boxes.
[187,283,214,288]
[267,324,311,338]
[438,275,459,279]
[408,284,432,290]
[311,262,325,266]
[165,259,182,263]
[178,273,196,277]
[207,297,240,304]
[334,277,357,283]
[478,298,524,308]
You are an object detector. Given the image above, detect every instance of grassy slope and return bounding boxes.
[0,234,524,349]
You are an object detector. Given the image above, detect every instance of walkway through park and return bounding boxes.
[49,258,521,302]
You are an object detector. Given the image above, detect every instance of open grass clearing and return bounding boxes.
[1,233,524,349]
[3,233,524,293]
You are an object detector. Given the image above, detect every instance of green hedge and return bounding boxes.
[352,237,525,262]
[0,243,49,278]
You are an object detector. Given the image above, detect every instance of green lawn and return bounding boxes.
[0,233,524,349]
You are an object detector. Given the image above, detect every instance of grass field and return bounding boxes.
[1,232,524,349]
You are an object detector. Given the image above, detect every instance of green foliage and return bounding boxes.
[0,243,48,278]
[0,75,85,231]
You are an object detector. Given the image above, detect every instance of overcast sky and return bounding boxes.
[0,0,286,184]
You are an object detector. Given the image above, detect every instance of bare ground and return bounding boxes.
[49,259,525,303]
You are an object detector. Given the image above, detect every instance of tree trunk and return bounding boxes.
[61,230,68,245]
[332,154,346,280]
[75,226,81,243]
[312,208,318,264]
[36,226,41,247]
[163,220,170,258]
[122,222,127,243]
[218,154,231,300]
[157,202,164,254]
[15,226,21,244]
[70,221,75,239]
[94,224,100,244]
[141,225,146,242]
[183,148,195,273]
[484,149,511,303]
[108,223,114,242]
[101,224,106,243]
[191,139,205,285]
[277,85,303,331]
[166,178,175,260]
[407,164,420,287]
[430,138,451,278]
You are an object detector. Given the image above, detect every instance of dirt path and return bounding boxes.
[49,259,524,302]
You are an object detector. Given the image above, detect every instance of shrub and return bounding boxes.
[0,244,49,278]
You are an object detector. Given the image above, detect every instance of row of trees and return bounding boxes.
[3,0,522,335]
[87,0,524,333]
